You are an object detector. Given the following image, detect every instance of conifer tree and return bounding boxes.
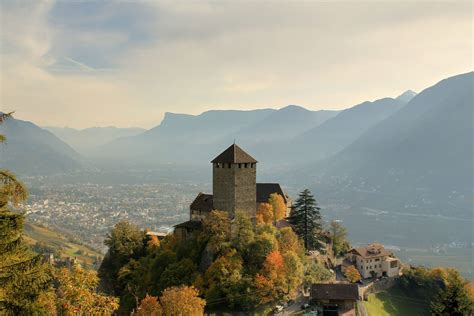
[287,189,321,250]
[0,113,52,314]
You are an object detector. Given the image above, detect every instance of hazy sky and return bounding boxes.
[1,1,472,129]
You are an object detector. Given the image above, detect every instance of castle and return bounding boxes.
[174,144,290,238]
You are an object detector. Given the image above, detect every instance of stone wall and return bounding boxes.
[212,163,256,218]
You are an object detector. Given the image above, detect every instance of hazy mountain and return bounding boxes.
[396,90,417,103]
[0,115,85,175]
[302,71,473,218]
[95,106,338,166]
[234,105,339,143]
[286,97,408,163]
[45,126,146,155]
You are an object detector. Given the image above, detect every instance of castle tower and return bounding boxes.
[211,144,257,218]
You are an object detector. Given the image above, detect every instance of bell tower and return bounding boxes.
[211,144,257,218]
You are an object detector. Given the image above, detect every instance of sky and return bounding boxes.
[0,1,472,129]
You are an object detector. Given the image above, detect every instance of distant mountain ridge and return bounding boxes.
[45,126,145,155]
[0,114,86,175]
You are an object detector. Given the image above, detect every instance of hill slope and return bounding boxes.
[0,115,86,175]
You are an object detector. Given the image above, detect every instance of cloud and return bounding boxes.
[1,1,472,128]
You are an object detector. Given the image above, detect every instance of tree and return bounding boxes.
[99,221,146,295]
[159,285,206,316]
[329,221,350,257]
[232,211,254,252]
[0,112,52,315]
[269,193,286,223]
[203,210,231,253]
[134,295,162,316]
[256,203,273,225]
[431,269,474,316]
[344,265,362,283]
[55,264,119,315]
[287,189,322,250]
[303,260,332,289]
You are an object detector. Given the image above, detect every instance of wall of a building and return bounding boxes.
[213,162,256,218]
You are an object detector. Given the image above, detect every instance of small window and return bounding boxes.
[239,164,241,168]
[228,163,231,168]
[245,163,248,168]
[216,163,219,168]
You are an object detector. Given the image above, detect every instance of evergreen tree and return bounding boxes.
[287,189,321,250]
[0,113,52,314]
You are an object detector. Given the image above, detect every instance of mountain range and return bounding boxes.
[0,115,85,175]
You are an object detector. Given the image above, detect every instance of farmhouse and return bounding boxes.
[343,243,401,279]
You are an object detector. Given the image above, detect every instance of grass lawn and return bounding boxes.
[363,287,430,316]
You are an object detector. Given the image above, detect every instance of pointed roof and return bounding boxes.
[211,144,257,163]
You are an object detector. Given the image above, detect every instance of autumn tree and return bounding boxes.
[287,189,322,250]
[159,285,206,316]
[269,193,286,223]
[203,210,231,253]
[134,295,162,316]
[56,264,119,315]
[0,113,52,315]
[431,269,474,315]
[329,220,350,257]
[344,265,362,283]
[256,203,273,224]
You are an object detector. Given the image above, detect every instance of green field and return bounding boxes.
[363,287,430,316]
[23,222,103,269]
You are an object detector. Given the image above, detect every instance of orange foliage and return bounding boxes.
[254,273,274,304]
[134,295,162,316]
[344,265,362,283]
[466,282,474,299]
[269,193,286,221]
[256,203,273,224]
[160,285,206,316]
[263,250,285,280]
[147,234,161,250]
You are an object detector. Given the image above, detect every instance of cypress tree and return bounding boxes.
[0,114,51,314]
[287,189,321,250]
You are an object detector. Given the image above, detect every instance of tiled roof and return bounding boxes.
[190,193,214,212]
[211,144,257,163]
[311,283,359,301]
[256,183,287,204]
[350,243,392,258]
[174,220,203,230]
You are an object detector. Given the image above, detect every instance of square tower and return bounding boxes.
[212,144,257,218]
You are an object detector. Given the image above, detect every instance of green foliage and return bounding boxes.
[287,189,322,250]
[98,221,146,295]
[303,260,332,288]
[329,220,350,257]
[430,269,474,315]
[0,173,52,315]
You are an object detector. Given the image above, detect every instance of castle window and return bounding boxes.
[228,163,231,168]
[239,164,241,168]
[245,163,248,168]
[216,163,220,168]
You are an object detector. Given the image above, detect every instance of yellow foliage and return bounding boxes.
[269,193,286,221]
[256,203,273,224]
[160,285,206,316]
[345,265,362,283]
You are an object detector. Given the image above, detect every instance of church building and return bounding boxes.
[174,144,290,238]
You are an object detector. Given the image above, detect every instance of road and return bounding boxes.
[278,291,309,315]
